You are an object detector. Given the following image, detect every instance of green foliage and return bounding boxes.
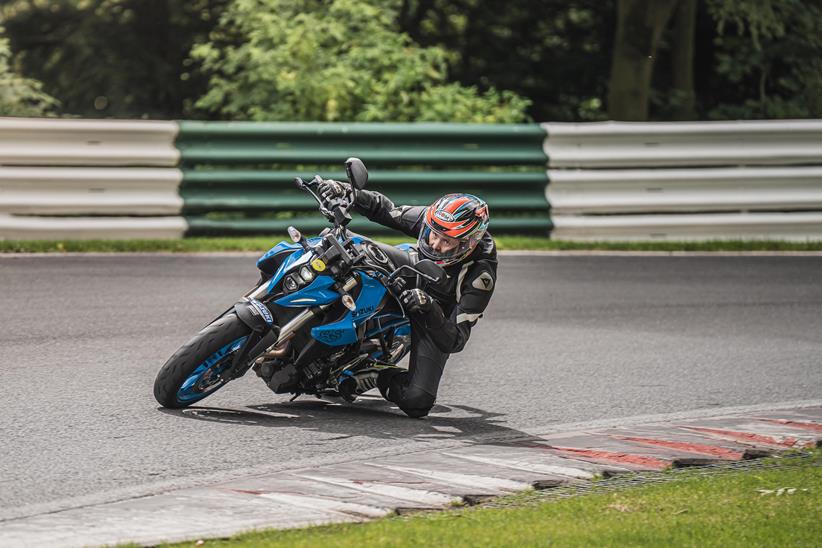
[1,0,820,122]
[191,0,530,122]
[399,0,613,123]
[706,0,822,119]
[0,28,57,116]
[707,0,785,47]
[1,0,225,118]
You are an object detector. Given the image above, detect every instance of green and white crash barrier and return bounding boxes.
[176,121,551,236]
[2,117,822,241]
[0,119,550,240]
[543,120,822,241]
[0,118,185,239]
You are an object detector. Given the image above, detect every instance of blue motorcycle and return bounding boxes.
[153,158,445,409]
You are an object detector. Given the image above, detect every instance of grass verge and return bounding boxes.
[2,237,822,253]
[163,452,821,547]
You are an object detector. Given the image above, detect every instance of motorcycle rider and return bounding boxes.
[318,180,497,418]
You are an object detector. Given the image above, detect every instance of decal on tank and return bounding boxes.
[351,272,386,325]
[311,313,357,346]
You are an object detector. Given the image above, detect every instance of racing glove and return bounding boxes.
[318,179,352,203]
[400,288,434,315]
[401,288,468,353]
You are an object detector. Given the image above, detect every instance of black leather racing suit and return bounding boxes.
[353,189,498,418]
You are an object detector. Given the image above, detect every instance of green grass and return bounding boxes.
[2,236,822,253]
[163,455,821,547]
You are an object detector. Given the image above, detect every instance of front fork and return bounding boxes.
[225,298,279,380]
[226,300,334,381]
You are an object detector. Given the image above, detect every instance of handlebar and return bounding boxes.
[293,173,440,296]
[294,175,353,228]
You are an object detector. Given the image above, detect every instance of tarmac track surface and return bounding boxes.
[0,253,820,516]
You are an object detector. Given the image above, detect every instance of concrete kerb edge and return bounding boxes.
[2,399,821,527]
[1,401,820,548]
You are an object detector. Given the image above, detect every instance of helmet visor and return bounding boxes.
[417,224,475,265]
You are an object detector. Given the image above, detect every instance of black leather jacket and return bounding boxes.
[354,189,498,354]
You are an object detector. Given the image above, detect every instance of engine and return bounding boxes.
[253,347,355,394]
[253,359,300,393]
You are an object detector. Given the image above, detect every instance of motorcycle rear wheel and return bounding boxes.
[153,313,252,408]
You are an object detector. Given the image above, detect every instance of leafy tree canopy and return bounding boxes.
[705,0,822,119]
[191,0,530,122]
[0,28,57,116]
[1,0,225,118]
[398,0,614,122]
[1,0,819,122]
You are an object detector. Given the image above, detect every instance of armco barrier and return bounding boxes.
[0,118,185,240]
[178,122,551,236]
[0,167,183,215]
[543,120,822,168]
[547,167,822,215]
[4,117,822,242]
[550,212,822,242]
[0,118,179,167]
[0,213,187,240]
[543,120,822,241]
[0,119,550,240]
[177,122,546,165]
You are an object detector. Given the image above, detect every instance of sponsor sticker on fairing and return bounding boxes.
[249,299,274,325]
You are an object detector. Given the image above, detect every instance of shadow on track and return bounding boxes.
[159,396,546,445]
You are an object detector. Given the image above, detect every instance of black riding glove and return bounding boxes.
[318,179,352,203]
[400,288,434,315]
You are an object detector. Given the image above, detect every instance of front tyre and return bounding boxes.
[154,314,251,408]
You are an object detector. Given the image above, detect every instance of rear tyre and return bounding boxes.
[154,314,252,408]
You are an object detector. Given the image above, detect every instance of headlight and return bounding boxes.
[299,265,315,283]
[284,275,299,291]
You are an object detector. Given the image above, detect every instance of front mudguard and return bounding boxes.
[224,299,280,380]
[234,299,276,333]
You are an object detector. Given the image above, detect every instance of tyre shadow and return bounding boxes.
[158,396,542,445]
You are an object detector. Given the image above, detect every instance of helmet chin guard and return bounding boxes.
[417,194,489,266]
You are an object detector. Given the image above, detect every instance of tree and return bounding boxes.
[190,0,530,122]
[670,0,697,120]
[607,0,680,120]
[0,28,57,116]
[4,0,819,122]
[705,0,822,119]
[1,0,227,118]
[606,0,822,121]
[399,0,615,122]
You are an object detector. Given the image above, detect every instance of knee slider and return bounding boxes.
[399,387,435,418]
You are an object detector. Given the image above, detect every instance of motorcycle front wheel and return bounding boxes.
[153,313,252,408]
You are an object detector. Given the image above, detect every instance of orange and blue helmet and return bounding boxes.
[418,193,490,266]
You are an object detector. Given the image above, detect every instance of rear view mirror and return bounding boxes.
[345,157,368,190]
[415,259,446,285]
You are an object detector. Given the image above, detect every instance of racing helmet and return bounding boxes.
[418,193,490,266]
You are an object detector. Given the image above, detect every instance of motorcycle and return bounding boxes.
[153,158,445,409]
